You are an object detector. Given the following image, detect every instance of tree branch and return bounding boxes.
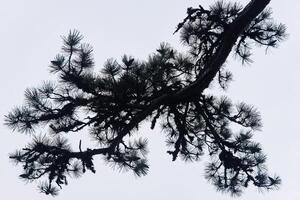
[102,0,271,153]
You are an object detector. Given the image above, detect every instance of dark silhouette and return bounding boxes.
[5,0,286,196]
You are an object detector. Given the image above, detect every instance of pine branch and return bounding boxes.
[7,0,285,196]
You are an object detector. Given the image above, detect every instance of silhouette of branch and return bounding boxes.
[6,0,285,196]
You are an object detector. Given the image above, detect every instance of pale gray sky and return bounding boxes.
[0,0,299,199]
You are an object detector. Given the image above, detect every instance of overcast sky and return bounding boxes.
[0,0,299,199]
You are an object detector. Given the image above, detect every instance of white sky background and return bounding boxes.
[0,0,298,199]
